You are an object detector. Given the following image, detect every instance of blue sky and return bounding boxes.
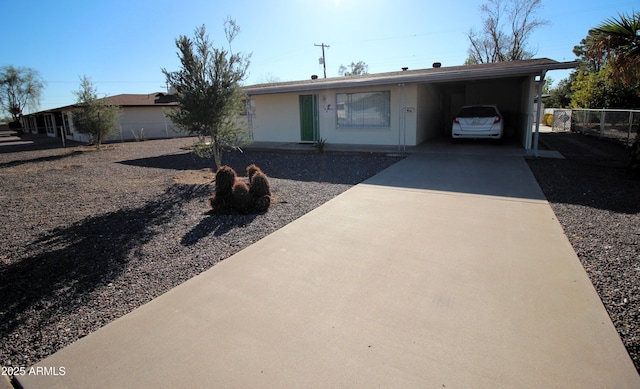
[3,0,637,113]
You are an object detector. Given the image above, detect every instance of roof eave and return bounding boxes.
[245,60,579,95]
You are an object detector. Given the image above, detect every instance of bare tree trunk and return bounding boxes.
[213,144,222,171]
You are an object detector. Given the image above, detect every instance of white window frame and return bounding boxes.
[62,112,72,135]
[336,91,391,128]
[44,114,55,134]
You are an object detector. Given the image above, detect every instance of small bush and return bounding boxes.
[313,138,328,153]
[542,113,553,126]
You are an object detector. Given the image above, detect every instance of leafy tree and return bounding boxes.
[570,67,639,108]
[339,61,369,76]
[573,35,604,73]
[71,76,121,150]
[0,65,45,124]
[466,0,547,64]
[162,20,251,169]
[583,11,640,86]
[546,75,575,108]
[569,11,640,108]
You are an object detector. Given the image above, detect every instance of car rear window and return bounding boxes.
[457,106,498,118]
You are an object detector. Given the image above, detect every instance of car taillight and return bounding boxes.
[493,116,501,123]
[454,118,460,124]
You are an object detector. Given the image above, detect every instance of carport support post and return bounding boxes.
[533,70,546,158]
[398,83,406,152]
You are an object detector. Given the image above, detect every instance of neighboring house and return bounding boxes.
[21,93,183,143]
[244,58,577,150]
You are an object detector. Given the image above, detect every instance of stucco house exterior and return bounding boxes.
[244,58,577,151]
[21,58,576,150]
[21,92,183,143]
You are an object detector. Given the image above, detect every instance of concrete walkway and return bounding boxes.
[17,148,640,388]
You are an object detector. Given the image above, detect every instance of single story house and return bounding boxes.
[21,93,184,143]
[243,58,577,150]
[20,58,576,150]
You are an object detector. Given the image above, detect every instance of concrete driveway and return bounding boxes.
[16,147,640,388]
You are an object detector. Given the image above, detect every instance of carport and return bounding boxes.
[412,59,577,150]
[421,77,530,140]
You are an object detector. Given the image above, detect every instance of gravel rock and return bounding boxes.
[0,136,402,368]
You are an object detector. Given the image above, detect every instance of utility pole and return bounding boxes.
[314,43,330,78]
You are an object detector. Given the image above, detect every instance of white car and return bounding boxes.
[452,105,503,140]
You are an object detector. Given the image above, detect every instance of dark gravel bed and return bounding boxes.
[527,132,640,372]
[0,135,403,369]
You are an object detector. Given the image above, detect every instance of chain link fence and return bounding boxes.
[552,108,640,147]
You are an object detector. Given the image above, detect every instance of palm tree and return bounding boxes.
[586,11,640,85]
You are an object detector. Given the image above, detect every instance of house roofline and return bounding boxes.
[244,58,578,95]
[24,93,177,116]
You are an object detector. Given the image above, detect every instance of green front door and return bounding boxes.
[299,94,319,142]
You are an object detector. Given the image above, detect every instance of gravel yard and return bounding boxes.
[0,135,402,369]
[1,132,638,374]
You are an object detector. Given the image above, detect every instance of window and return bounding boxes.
[336,91,390,128]
[44,115,55,134]
[62,112,72,135]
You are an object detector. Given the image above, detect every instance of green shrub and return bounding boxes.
[542,113,553,126]
[313,138,328,153]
